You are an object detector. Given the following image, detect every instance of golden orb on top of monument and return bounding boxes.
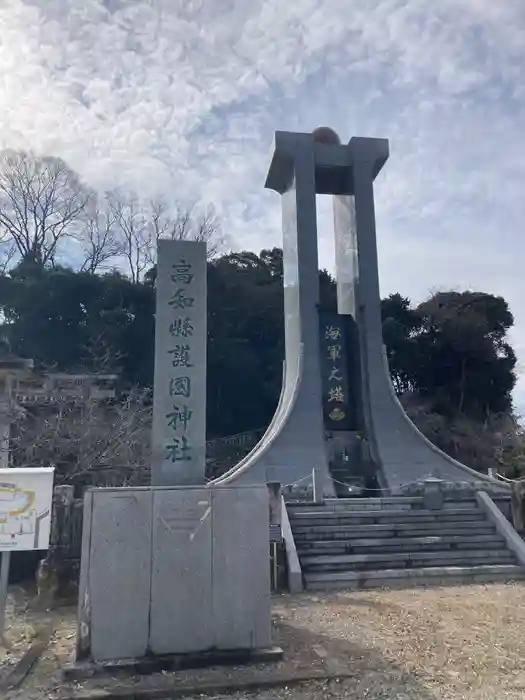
[312,126,341,145]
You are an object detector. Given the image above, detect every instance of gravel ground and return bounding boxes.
[5,582,525,699]
[0,586,41,687]
[272,583,525,699]
[0,618,38,686]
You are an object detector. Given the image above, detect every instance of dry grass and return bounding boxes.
[273,583,525,699]
[6,583,525,699]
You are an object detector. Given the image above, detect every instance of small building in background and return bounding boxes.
[12,372,119,406]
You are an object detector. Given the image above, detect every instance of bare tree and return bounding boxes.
[11,388,152,487]
[109,192,223,281]
[0,152,223,276]
[79,201,121,273]
[0,150,92,266]
[403,392,525,475]
[108,191,151,283]
[147,199,223,263]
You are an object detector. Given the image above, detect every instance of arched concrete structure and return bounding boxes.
[209,130,508,496]
[209,132,336,495]
[335,136,508,493]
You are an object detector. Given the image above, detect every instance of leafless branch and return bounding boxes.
[11,388,152,487]
[403,393,525,475]
[0,241,19,274]
[79,201,120,273]
[146,199,223,264]
[108,193,224,280]
[0,150,92,266]
[108,191,151,283]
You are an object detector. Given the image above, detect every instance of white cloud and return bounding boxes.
[1,0,525,398]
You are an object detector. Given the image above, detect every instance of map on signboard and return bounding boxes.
[0,468,54,551]
[0,482,36,533]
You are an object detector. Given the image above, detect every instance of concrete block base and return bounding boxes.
[63,646,283,682]
[77,485,273,663]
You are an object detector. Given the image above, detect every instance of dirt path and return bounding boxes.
[4,582,525,699]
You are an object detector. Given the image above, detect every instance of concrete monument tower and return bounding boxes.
[210,128,504,495]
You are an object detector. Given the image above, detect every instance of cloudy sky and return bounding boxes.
[1,0,525,407]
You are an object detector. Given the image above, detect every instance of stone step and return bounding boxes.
[291,517,486,532]
[292,522,495,539]
[296,534,505,553]
[295,532,503,549]
[290,507,483,522]
[300,549,516,571]
[288,498,482,514]
[303,564,525,591]
[291,513,485,527]
[289,501,478,511]
[288,497,424,511]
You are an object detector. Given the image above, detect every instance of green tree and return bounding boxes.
[381,293,422,394]
[414,291,516,419]
[0,264,155,384]
[0,243,518,458]
[206,250,284,436]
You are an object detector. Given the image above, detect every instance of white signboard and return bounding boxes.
[151,240,207,486]
[0,468,54,551]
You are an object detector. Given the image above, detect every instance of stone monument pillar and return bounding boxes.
[151,240,207,486]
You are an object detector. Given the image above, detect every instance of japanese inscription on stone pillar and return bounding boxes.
[151,240,207,486]
[319,312,356,431]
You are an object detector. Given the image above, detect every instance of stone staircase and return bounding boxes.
[287,497,525,590]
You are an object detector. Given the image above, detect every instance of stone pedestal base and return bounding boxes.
[77,485,273,663]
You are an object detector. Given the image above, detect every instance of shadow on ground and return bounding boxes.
[274,617,435,699]
[7,591,442,700]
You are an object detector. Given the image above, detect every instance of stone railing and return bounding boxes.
[399,478,510,498]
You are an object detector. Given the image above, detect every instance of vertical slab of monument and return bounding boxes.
[211,486,272,650]
[76,485,275,664]
[149,488,214,654]
[84,489,152,661]
[210,132,336,496]
[151,240,207,486]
